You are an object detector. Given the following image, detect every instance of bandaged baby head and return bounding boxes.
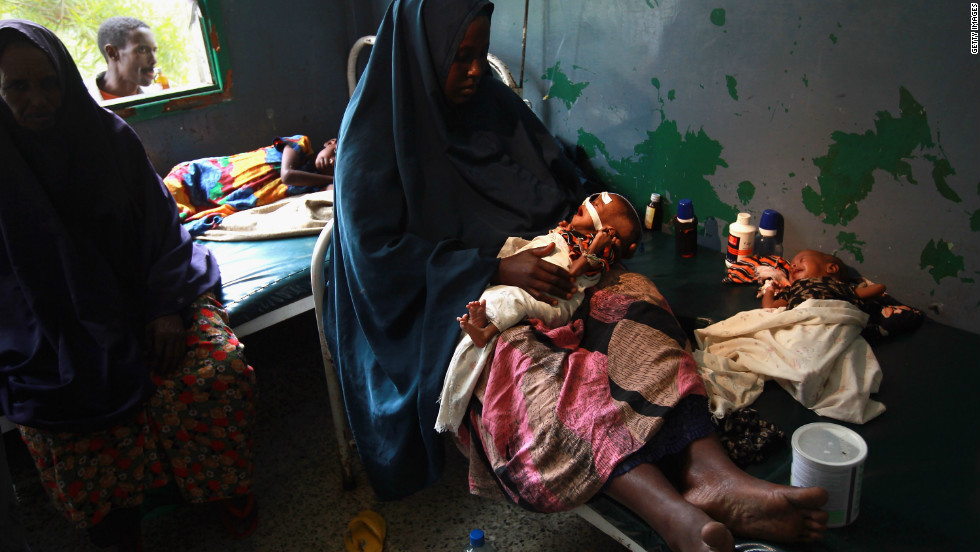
[583,192,613,230]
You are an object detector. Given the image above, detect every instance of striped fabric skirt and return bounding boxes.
[17,294,256,529]
[457,268,714,512]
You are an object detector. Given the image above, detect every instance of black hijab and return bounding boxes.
[0,20,220,431]
[324,0,583,498]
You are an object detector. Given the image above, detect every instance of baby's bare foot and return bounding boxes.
[457,300,498,349]
[466,300,489,327]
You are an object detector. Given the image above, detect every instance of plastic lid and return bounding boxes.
[736,212,752,225]
[759,209,780,230]
[650,193,661,201]
[469,529,485,547]
[676,198,694,221]
[791,423,867,468]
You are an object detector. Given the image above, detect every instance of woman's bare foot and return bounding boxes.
[680,436,829,543]
[605,463,736,552]
[456,300,499,348]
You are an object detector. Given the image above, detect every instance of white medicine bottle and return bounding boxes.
[726,212,756,266]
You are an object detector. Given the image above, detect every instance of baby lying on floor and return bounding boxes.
[754,249,922,341]
[761,249,886,309]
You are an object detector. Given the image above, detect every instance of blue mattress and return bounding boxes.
[195,236,319,329]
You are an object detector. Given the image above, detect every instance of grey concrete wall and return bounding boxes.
[132,0,385,174]
[486,0,980,333]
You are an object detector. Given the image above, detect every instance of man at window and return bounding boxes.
[89,16,158,101]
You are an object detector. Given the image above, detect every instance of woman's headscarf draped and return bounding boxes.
[325,0,583,498]
[0,20,220,431]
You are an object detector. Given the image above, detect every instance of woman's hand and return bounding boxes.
[494,243,575,305]
[144,314,186,375]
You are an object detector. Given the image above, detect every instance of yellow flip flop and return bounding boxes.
[344,510,386,552]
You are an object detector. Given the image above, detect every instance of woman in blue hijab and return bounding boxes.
[326,1,830,549]
[326,0,582,498]
[0,20,257,548]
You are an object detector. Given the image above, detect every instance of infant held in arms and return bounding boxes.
[458,191,641,348]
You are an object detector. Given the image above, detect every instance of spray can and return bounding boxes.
[644,193,663,231]
[726,212,756,266]
[673,199,697,258]
[755,209,783,257]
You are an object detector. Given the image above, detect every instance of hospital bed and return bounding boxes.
[314,36,980,551]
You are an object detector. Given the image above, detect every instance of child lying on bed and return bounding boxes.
[761,249,886,309]
[457,192,641,348]
[164,135,337,236]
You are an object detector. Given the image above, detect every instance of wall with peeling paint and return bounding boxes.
[129,0,978,334]
[482,0,979,333]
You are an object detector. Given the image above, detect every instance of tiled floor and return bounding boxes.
[5,311,626,551]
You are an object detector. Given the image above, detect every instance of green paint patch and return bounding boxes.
[829,33,838,44]
[970,209,980,231]
[651,77,661,89]
[920,239,964,283]
[836,231,866,262]
[804,87,950,226]
[577,121,734,222]
[667,89,676,101]
[710,8,726,26]
[725,75,739,100]
[541,61,589,110]
[923,154,961,202]
[802,74,809,88]
[789,172,796,177]
[737,181,755,205]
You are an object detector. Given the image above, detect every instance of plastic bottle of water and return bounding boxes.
[464,528,496,551]
[755,209,783,257]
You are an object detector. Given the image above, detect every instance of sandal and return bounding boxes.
[344,510,386,552]
[219,493,258,539]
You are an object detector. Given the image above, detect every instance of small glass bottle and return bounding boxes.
[464,529,496,551]
[643,192,663,232]
[755,209,783,257]
[673,198,697,258]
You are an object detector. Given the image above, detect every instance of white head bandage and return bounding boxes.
[583,192,612,230]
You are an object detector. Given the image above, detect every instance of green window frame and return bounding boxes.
[103,0,231,122]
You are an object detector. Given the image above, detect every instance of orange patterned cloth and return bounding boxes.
[17,294,256,528]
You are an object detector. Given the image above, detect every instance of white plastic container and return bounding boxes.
[725,212,756,266]
[791,423,868,528]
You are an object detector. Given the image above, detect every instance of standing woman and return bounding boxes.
[0,20,257,550]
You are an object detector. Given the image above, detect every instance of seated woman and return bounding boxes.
[324,2,829,551]
[0,20,257,550]
[164,135,337,236]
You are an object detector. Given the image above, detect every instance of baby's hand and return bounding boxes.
[590,227,616,252]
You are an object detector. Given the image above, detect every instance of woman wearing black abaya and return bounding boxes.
[325,2,829,550]
[0,20,257,549]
